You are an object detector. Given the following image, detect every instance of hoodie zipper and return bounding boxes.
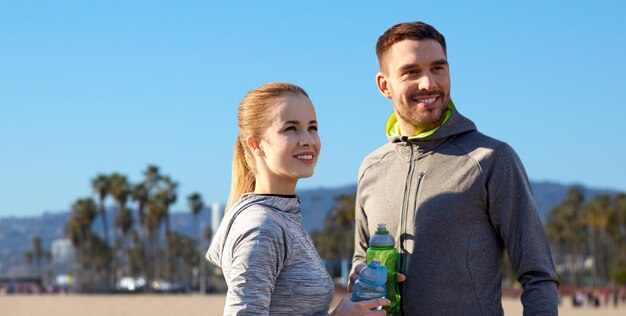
[399,146,425,275]
[399,145,415,274]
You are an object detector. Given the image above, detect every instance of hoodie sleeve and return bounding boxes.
[352,165,371,271]
[485,143,559,315]
[221,210,286,315]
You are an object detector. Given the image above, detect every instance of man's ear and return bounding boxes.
[376,72,392,99]
[246,135,265,156]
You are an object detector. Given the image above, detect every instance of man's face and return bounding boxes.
[376,39,451,135]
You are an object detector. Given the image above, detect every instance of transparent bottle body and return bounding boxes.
[351,279,386,311]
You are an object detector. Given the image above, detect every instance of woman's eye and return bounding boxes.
[309,126,318,132]
[285,126,297,132]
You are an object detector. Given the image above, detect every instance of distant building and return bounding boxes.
[211,203,224,235]
[50,238,74,274]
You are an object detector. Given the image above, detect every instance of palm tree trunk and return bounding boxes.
[164,214,171,280]
[99,199,110,245]
[98,199,112,291]
[138,204,149,282]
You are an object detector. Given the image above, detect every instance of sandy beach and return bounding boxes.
[2,293,626,316]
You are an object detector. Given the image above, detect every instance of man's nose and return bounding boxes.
[418,72,435,90]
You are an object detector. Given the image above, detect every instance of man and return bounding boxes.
[350,22,559,315]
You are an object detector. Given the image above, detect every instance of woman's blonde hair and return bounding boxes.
[226,82,309,209]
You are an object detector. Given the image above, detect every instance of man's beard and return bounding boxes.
[399,93,449,132]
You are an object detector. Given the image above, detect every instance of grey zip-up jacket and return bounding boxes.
[352,107,559,315]
[207,194,334,315]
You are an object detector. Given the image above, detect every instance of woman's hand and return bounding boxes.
[329,297,390,316]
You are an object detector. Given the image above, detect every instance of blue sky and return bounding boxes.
[1,1,625,217]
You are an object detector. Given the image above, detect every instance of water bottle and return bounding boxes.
[366,224,400,314]
[351,258,387,310]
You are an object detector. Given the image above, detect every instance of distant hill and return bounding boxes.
[0,181,620,276]
[298,181,619,231]
[530,180,618,220]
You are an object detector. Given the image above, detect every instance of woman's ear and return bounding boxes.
[246,135,265,156]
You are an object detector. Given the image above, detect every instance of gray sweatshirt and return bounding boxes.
[353,106,559,315]
[207,193,334,315]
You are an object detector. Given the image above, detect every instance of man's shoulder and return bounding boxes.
[362,142,395,162]
[452,130,524,173]
[453,130,516,156]
[359,142,396,173]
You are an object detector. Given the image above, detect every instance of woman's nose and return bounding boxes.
[299,131,314,146]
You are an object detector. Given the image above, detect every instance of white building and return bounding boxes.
[51,238,74,265]
[50,238,75,276]
[211,202,225,236]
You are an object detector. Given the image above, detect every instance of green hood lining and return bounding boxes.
[385,99,455,139]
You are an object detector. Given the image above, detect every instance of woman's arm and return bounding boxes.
[222,215,286,315]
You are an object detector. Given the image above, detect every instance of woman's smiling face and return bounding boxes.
[254,93,321,190]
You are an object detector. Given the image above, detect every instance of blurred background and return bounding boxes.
[1,0,625,311]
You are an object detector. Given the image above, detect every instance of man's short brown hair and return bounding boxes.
[376,22,447,73]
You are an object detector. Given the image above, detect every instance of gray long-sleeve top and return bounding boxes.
[207,194,334,315]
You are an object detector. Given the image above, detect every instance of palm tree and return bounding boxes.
[201,225,213,293]
[131,183,149,232]
[612,193,626,283]
[65,198,98,292]
[131,165,166,285]
[115,207,134,277]
[167,231,199,286]
[330,194,357,261]
[127,230,145,277]
[314,194,356,262]
[91,174,111,246]
[187,192,204,242]
[187,192,204,292]
[92,173,114,291]
[583,195,612,282]
[109,173,130,214]
[109,173,130,280]
[131,182,149,282]
[546,187,587,284]
[143,165,161,194]
[159,176,178,238]
[145,198,166,289]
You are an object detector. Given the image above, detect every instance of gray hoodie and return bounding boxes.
[207,193,334,315]
[353,106,559,315]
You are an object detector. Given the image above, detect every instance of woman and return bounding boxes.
[206,82,388,315]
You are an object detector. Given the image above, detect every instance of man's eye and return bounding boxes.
[309,126,318,132]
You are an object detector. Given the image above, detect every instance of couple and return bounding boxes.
[206,22,559,316]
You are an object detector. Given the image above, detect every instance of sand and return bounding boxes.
[2,293,625,315]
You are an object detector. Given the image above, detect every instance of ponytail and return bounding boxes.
[226,137,255,210]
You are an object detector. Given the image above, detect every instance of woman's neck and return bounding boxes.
[254,177,297,195]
